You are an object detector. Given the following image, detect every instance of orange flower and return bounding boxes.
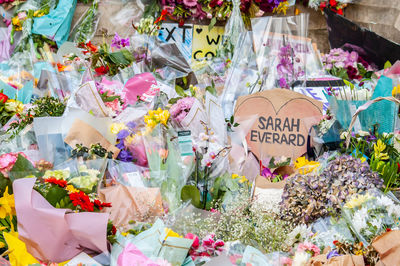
[86,41,98,53]
[56,63,72,72]
[154,9,169,24]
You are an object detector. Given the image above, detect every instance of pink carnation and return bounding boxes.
[105,99,121,112]
[297,242,320,257]
[169,97,195,123]
[202,234,215,246]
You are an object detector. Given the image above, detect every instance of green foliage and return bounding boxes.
[8,154,40,181]
[181,185,202,209]
[370,157,399,192]
[0,173,12,197]
[69,1,98,43]
[7,96,66,139]
[208,17,217,31]
[47,186,68,206]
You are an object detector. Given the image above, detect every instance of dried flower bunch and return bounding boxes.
[280,155,383,224]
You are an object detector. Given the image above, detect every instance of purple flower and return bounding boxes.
[261,167,277,179]
[327,250,340,259]
[126,121,137,130]
[117,129,130,140]
[279,78,288,89]
[121,37,130,48]
[111,33,130,49]
[117,149,133,162]
[116,141,125,150]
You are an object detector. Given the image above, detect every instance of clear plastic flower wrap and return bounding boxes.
[217,0,246,60]
[104,159,149,187]
[342,189,400,245]
[251,14,309,90]
[311,216,354,251]
[191,59,227,96]
[48,158,107,194]
[68,0,100,44]
[142,124,194,211]
[221,31,260,119]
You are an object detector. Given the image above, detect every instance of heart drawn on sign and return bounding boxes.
[196,28,203,34]
[234,89,323,160]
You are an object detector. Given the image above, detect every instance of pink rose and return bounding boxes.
[0,152,27,177]
[185,233,200,249]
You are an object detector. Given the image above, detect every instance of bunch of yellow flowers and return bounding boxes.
[144,108,170,130]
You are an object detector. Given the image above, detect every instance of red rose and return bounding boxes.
[319,1,327,10]
[0,92,8,104]
[94,65,109,76]
[329,0,337,7]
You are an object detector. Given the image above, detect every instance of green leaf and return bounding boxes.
[175,85,186,97]
[168,97,181,105]
[181,185,202,208]
[182,76,188,87]
[0,173,12,197]
[45,186,68,207]
[9,154,39,181]
[205,86,217,96]
[208,17,217,31]
[384,61,392,69]
[109,50,132,65]
[343,79,354,90]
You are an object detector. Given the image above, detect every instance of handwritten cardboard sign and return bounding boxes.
[158,23,193,63]
[192,25,224,60]
[234,89,323,159]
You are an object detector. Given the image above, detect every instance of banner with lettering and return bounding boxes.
[234,89,323,159]
[158,23,193,63]
[191,25,225,60]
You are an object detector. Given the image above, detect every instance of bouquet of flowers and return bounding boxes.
[342,191,400,245]
[322,48,376,82]
[0,91,24,128]
[78,34,134,77]
[307,0,357,15]
[5,96,66,139]
[280,155,383,224]
[156,0,290,25]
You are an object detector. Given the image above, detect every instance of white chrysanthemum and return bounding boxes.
[376,195,394,208]
[353,207,368,232]
[286,224,312,247]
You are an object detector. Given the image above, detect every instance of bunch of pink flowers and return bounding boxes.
[185,233,225,261]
